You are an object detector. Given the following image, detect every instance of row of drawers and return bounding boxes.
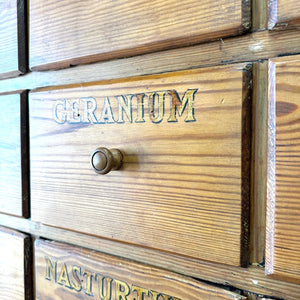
[1,226,250,300]
[1,0,300,77]
[1,56,299,286]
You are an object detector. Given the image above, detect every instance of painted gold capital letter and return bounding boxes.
[135,93,145,123]
[70,265,82,292]
[80,97,98,123]
[98,97,115,123]
[167,89,198,122]
[68,99,81,123]
[53,100,67,124]
[115,278,130,300]
[45,256,57,282]
[148,91,165,123]
[96,273,112,300]
[83,270,95,296]
[132,285,150,300]
[57,263,72,288]
[116,95,132,123]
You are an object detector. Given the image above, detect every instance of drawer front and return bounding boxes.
[0,226,31,300]
[266,55,300,284]
[35,239,246,300]
[269,0,300,29]
[0,92,29,217]
[29,0,250,70]
[0,0,26,79]
[29,64,252,267]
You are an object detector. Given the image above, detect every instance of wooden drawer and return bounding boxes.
[0,226,32,300]
[0,0,26,79]
[29,0,250,71]
[269,0,300,29]
[29,63,252,267]
[0,91,29,218]
[266,55,300,284]
[34,239,246,299]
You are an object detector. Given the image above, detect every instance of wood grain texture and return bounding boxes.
[35,239,246,300]
[266,55,300,284]
[0,91,29,217]
[1,215,300,300]
[250,61,268,264]
[1,28,300,95]
[30,64,251,267]
[268,0,300,29]
[0,0,27,79]
[29,0,250,70]
[0,226,31,300]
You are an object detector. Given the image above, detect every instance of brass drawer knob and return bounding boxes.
[91,147,123,175]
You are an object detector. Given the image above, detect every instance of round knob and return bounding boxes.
[91,147,123,175]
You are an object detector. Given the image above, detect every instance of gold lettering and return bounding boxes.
[83,269,95,296]
[96,273,112,300]
[167,89,198,122]
[114,278,130,300]
[57,263,72,288]
[116,95,132,123]
[147,91,165,123]
[70,265,82,292]
[132,285,150,300]
[135,93,145,123]
[98,97,115,123]
[80,97,98,123]
[68,99,81,123]
[53,100,67,124]
[45,256,57,282]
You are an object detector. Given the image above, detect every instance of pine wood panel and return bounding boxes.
[269,0,300,29]
[35,239,246,300]
[266,55,300,284]
[1,28,300,94]
[29,0,250,71]
[0,226,32,300]
[29,64,252,267]
[0,0,27,79]
[0,91,29,217]
[1,215,300,300]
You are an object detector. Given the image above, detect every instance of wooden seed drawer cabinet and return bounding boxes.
[0,0,300,299]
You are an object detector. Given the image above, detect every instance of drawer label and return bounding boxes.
[53,88,198,125]
[45,256,181,300]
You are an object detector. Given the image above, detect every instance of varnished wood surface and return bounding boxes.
[1,214,300,299]
[0,226,31,300]
[269,0,300,29]
[250,62,268,264]
[29,64,251,267]
[252,0,268,30]
[0,29,299,94]
[266,55,300,284]
[29,0,250,71]
[0,0,26,79]
[35,239,246,300]
[0,91,29,217]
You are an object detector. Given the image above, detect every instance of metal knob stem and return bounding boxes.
[91,147,123,175]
